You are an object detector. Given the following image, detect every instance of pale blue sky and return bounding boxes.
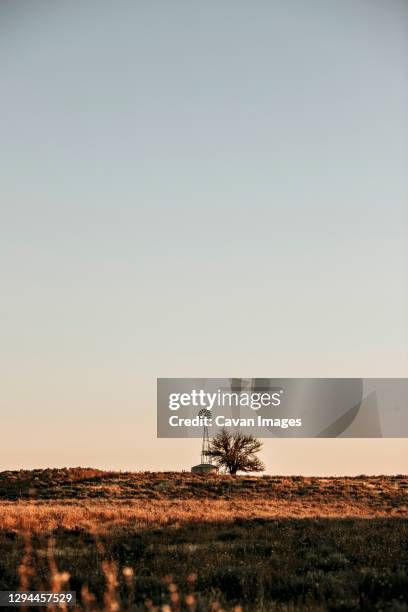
[1,1,407,473]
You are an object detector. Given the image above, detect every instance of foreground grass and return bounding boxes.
[0,469,407,611]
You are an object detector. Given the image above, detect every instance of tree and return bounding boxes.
[205,429,265,475]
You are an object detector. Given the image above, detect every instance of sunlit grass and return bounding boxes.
[0,470,407,610]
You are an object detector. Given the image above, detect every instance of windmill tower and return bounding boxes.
[191,408,219,474]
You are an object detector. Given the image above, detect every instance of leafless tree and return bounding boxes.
[206,429,265,475]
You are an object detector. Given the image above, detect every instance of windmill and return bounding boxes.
[191,408,219,474]
[198,408,212,464]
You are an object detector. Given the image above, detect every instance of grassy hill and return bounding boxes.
[0,468,407,510]
[0,469,407,610]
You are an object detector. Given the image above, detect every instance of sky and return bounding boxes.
[1,1,407,474]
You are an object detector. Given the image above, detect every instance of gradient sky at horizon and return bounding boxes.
[1,1,408,474]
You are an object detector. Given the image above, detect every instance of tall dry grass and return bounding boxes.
[0,470,407,611]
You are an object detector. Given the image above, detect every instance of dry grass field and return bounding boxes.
[0,469,407,611]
